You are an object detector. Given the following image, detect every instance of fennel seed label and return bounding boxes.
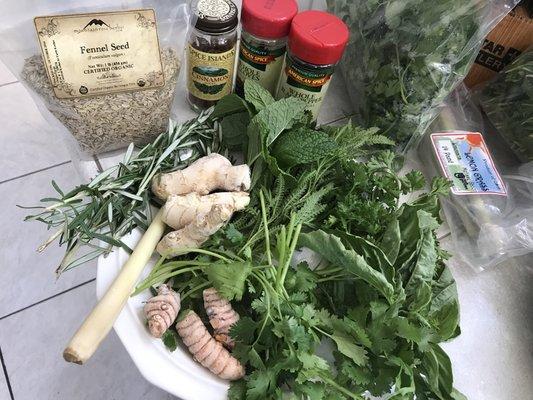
[34,9,164,99]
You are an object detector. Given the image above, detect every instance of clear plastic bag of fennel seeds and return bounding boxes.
[0,0,191,159]
[326,0,520,151]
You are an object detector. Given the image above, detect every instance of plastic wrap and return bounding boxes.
[418,85,533,271]
[476,47,533,162]
[0,0,191,160]
[326,0,520,150]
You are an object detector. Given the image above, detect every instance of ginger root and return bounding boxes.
[152,154,251,201]
[157,192,250,257]
[144,284,181,338]
[176,310,245,381]
[203,287,240,349]
[161,192,250,231]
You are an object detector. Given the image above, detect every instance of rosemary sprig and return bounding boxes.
[21,110,225,275]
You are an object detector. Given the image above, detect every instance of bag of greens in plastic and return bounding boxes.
[418,85,533,271]
[326,0,520,150]
[476,47,533,163]
[0,0,190,159]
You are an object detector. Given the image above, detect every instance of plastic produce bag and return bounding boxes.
[418,85,533,271]
[476,47,533,162]
[0,0,190,159]
[326,0,520,150]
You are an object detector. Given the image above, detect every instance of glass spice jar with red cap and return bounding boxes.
[275,10,349,119]
[236,0,298,96]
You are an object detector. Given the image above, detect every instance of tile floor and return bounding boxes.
[0,53,531,400]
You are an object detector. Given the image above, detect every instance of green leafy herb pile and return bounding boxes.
[327,0,513,148]
[478,49,533,162]
[136,81,462,399]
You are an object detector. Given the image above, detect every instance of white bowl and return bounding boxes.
[96,229,228,400]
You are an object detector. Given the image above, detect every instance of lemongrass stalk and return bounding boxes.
[63,209,166,364]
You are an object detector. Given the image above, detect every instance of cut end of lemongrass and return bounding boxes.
[63,347,84,365]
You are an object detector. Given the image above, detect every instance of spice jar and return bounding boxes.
[236,0,298,96]
[187,0,238,111]
[275,10,349,120]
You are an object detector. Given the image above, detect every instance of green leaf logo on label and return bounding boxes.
[193,66,228,77]
[193,81,227,94]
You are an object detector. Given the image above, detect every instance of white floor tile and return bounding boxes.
[0,163,95,318]
[0,370,9,400]
[442,254,533,400]
[0,60,16,86]
[0,282,175,400]
[317,73,354,126]
[0,83,72,182]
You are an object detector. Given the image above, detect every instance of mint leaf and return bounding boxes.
[221,112,249,149]
[272,127,338,167]
[244,80,275,111]
[211,94,248,120]
[254,97,308,147]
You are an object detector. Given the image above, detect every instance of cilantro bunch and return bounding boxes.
[327,0,512,149]
[136,82,462,399]
[478,49,533,162]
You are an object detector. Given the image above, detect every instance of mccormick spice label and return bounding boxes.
[236,41,286,95]
[34,9,164,99]
[431,132,507,196]
[187,45,236,101]
[276,56,334,119]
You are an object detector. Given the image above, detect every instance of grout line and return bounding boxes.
[0,80,18,89]
[0,346,15,400]
[0,278,95,322]
[0,161,71,185]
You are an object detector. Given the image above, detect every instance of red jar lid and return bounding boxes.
[288,10,349,65]
[241,0,298,39]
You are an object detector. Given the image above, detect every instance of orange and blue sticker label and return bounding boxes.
[431,131,507,196]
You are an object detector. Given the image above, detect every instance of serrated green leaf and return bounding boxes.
[299,230,395,302]
[205,261,252,301]
[272,127,338,167]
[244,79,275,111]
[331,331,368,366]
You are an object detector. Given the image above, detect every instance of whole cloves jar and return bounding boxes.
[187,0,239,111]
[275,10,349,120]
[235,0,298,97]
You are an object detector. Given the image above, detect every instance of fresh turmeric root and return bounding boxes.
[157,192,250,257]
[144,284,181,338]
[203,288,240,349]
[176,310,245,381]
[152,154,251,201]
